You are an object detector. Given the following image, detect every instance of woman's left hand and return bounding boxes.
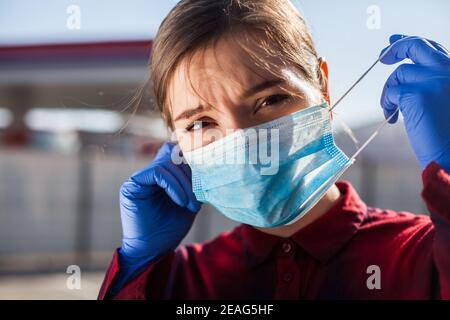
[380,34,450,172]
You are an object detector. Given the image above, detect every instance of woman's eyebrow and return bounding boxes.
[242,78,286,99]
[173,105,207,122]
[173,78,286,123]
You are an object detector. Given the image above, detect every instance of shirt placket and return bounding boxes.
[274,239,300,299]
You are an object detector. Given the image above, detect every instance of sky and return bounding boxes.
[0,0,449,129]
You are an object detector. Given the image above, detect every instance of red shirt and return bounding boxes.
[98,162,450,299]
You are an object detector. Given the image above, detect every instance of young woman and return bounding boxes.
[99,0,450,299]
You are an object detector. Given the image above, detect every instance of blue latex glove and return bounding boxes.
[111,142,201,293]
[380,35,450,173]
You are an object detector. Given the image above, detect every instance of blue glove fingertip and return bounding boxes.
[389,34,406,44]
[187,200,202,214]
[380,34,409,64]
[385,109,399,124]
[154,142,175,159]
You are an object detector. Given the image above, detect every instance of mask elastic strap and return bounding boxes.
[349,107,399,162]
[327,36,414,161]
[329,35,414,112]
[329,56,383,112]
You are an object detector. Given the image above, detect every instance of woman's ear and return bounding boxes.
[318,57,330,105]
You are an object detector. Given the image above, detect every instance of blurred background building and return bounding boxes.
[0,0,448,299]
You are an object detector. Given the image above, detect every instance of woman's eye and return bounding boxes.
[186,119,212,132]
[258,94,291,110]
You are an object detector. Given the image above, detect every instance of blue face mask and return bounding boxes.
[182,41,404,228]
[183,102,353,228]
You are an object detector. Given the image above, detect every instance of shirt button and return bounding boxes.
[283,272,293,282]
[282,242,292,254]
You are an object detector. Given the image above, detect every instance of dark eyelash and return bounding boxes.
[185,121,198,131]
[185,95,291,130]
[185,119,211,132]
[185,123,194,131]
[256,94,291,112]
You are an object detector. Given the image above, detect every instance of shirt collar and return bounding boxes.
[241,181,367,267]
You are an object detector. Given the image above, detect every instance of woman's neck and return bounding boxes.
[255,184,341,238]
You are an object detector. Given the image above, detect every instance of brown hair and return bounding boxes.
[150,0,323,130]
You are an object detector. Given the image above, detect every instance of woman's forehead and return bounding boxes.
[169,36,283,104]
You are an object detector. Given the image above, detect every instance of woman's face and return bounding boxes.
[168,35,328,152]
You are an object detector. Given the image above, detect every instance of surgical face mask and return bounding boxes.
[182,38,407,228]
[183,102,352,227]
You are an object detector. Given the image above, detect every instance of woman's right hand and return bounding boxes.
[119,142,201,264]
